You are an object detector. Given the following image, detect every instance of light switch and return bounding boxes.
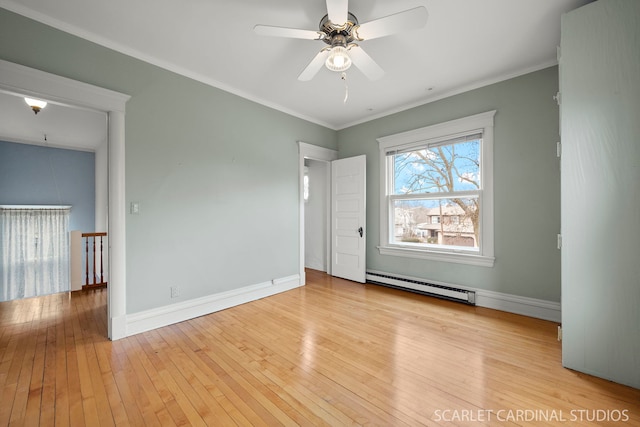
[130,202,140,215]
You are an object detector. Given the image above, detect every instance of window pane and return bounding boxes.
[392,198,479,249]
[392,139,481,195]
[303,174,309,202]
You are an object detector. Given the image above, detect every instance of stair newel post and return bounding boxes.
[85,236,89,286]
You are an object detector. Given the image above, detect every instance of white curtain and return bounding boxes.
[1,207,71,301]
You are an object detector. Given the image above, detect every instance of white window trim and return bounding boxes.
[377,110,496,267]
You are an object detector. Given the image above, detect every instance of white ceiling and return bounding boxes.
[0,0,591,149]
[0,91,106,151]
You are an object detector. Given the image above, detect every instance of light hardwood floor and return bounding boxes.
[1,269,638,426]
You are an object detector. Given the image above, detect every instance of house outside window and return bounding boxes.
[377,111,496,267]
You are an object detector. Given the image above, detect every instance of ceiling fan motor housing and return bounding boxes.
[319,12,360,47]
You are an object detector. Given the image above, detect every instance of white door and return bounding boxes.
[331,155,366,283]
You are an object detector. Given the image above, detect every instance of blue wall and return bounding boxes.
[0,140,95,232]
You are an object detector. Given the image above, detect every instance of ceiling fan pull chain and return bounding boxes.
[341,72,348,103]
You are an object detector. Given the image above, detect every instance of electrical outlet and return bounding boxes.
[170,286,180,298]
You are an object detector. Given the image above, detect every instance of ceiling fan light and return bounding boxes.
[24,97,48,114]
[325,46,352,72]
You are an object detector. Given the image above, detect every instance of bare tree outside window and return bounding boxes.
[391,138,481,248]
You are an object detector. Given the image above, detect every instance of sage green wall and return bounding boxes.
[338,67,561,301]
[0,8,337,313]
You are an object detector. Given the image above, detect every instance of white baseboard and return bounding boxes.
[366,269,560,323]
[475,288,561,322]
[125,274,301,337]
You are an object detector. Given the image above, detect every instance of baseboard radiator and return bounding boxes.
[366,271,476,305]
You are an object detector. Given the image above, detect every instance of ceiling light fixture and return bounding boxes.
[24,97,47,115]
[325,34,352,73]
[325,45,352,72]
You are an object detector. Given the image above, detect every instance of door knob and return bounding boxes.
[357,226,363,237]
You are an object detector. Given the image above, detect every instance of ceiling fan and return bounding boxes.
[254,0,428,82]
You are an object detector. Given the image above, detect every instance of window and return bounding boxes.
[303,166,310,202]
[1,206,71,301]
[377,111,495,267]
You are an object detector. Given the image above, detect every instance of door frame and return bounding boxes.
[298,142,337,285]
[0,60,130,340]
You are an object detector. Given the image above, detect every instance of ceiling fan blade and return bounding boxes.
[298,50,330,81]
[348,46,384,81]
[356,6,428,40]
[326,0,349,26]
[254,25,322,40]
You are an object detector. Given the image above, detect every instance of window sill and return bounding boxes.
[377,245,495,267]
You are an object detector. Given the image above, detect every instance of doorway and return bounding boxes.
[0,59,129,340]
[298,143,367,284]
[0,93,107,301]
[304,158,330,272]
[298,142,337,284]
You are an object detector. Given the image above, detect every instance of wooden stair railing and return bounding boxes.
[82,232,107,290]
